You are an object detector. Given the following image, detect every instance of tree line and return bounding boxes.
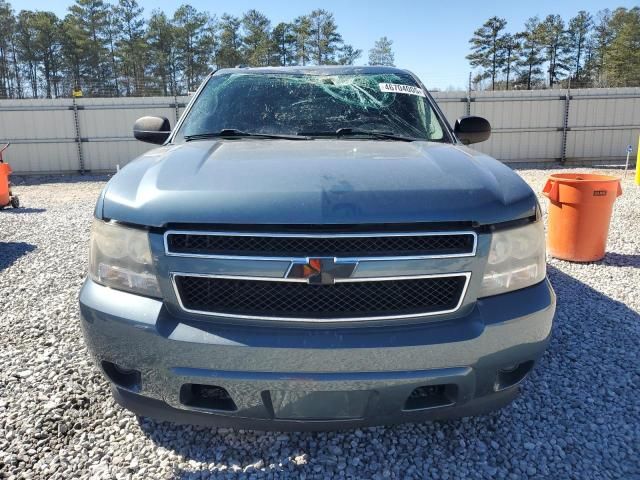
[0,0,396,99]
[467,7,640,90]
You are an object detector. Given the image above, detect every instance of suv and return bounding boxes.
[80,66,555,430]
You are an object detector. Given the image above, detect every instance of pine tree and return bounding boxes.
[516,17,544,89]
[15,11,39,97]
[173,5,210,92]
[60,14,84,93]
[30,11,62,98]
[201,15,219,70]
[500,34,520,90]
[241,9,271,67]
[307,9,342,65]
[146,10,176,95]
[604,7,640,86]
[466,17,508,90]
[0,0,18,98]
[105,7,120,95]
[538,14,571,87]
[567,11,592,83]
[368,37,394,66]
[217,13,243,68]
[114,0,146,95]
[66,0,111,94]
[293,15,311,66]
[338,45,362,65]
[590,9,613,85]
[271,22,296,66]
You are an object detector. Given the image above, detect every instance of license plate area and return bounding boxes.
[267,390,372,420]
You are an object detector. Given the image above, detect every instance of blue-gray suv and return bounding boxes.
[79,66,555,430]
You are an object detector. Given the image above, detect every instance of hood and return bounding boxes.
[101,139,537,227]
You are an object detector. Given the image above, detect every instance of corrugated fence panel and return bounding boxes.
[469,90,566,162]
[0,98,78,173]
[1,89,638,174]
[430,92,466,126]
[4,142,78,174]
[566,88,640,161]
[78,96,186,171]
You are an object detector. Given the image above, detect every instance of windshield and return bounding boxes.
[177,72,447,142]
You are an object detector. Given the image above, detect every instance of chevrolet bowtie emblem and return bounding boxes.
[286,257,358,285]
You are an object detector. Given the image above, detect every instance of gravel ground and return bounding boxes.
[0,169,639,479]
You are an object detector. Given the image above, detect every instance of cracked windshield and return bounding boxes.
[179,72,446,141]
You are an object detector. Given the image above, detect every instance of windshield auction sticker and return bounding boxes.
[379,83,426,97]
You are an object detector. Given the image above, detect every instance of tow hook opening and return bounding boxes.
[180,384,237,411]
[403,384,457,411]
[495,360,534,391]
[101,361,141,392]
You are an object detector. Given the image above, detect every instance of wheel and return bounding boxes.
[10,195,19,208]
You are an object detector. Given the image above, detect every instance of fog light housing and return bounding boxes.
[180,384,237,411]
[101,361,141,392]
[404,384,457,411]
[495,361,534,391]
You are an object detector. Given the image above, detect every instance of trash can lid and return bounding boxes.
[548,173,620,184]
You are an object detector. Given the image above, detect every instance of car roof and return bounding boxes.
[213,65,415,77]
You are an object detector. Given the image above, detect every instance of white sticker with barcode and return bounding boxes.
[378,83,426,97]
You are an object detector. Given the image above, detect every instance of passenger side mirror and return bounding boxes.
[133,116,171,144]
[454,116,491,145]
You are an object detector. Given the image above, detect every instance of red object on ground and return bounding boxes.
[542,173,622,262]
[0,143,18,208]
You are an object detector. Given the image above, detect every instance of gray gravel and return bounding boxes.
[1,169,639,479]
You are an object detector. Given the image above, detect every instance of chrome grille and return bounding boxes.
[167,230,476,321]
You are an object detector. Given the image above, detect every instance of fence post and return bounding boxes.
[71,96,85,174]
[466,72,472,116]
[174,93,180,124]
[560,83,571,164]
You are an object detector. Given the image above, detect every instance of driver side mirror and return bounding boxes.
[133,116,171,144]
[454,116,491,145]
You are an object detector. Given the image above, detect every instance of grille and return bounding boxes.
[174,275,467,320]
[166,232,475,258]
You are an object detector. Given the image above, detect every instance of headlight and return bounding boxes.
[89,219,161,297]
[479,221,546,297]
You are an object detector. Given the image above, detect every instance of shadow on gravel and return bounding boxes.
[600,252,640,268]
[0,207,46,214]
[135,265,639,478]
[0,242,36,271]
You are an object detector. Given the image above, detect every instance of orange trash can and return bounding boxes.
[542,173,622,262]
[0,162,12,207]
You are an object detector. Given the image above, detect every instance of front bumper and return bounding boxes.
[79,278,555,431]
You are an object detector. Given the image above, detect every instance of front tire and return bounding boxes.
[10,195,19,208]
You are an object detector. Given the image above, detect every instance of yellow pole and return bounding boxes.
[636,135,640,185]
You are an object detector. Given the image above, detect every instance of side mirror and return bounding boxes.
[133,116,171,144]
[454,116,491,145]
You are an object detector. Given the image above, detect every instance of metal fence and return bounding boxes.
[1,88,638,174]
[434,87,640,167]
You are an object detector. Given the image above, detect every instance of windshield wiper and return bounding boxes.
[184,129,310,141]
[298,128,419,142]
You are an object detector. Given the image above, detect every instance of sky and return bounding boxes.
[16,0,638,90]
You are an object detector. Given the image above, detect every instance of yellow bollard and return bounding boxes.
[637,135,640,185]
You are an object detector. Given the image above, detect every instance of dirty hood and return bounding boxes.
[101,139,537,227]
